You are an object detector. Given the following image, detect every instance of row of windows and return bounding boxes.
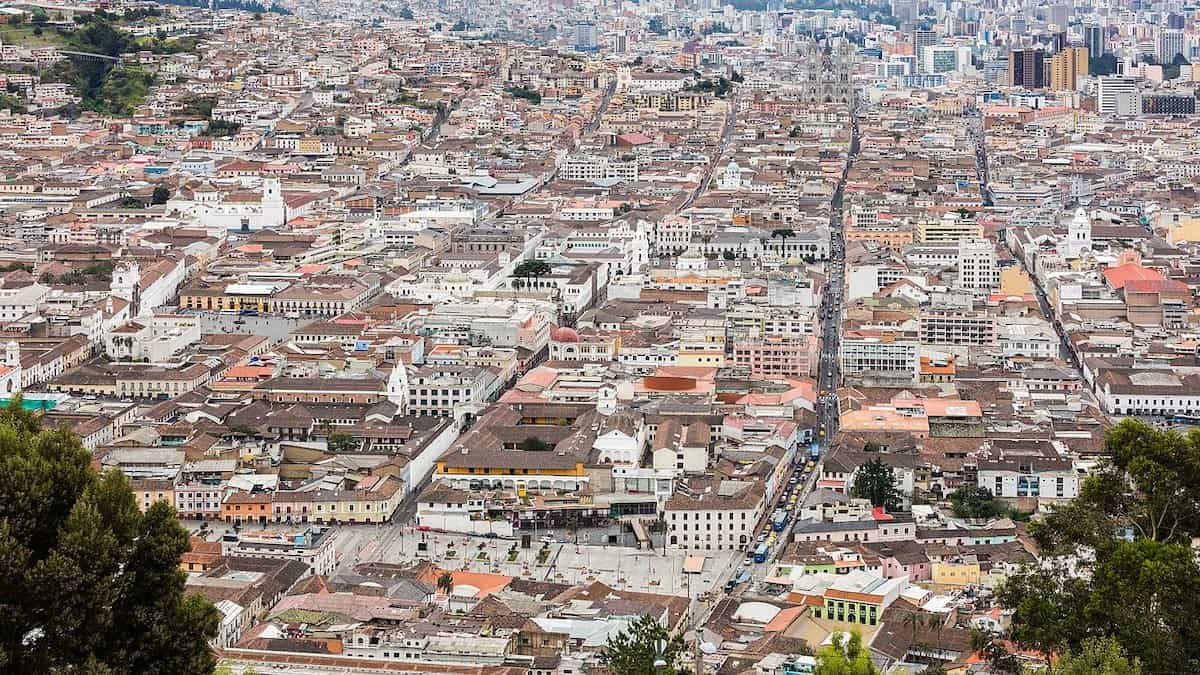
[669,511,750,520]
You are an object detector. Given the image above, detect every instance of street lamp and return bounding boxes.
[653,638,668,673]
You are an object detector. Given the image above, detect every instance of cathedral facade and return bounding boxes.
[795,39,858,106]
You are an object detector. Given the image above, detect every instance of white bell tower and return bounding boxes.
[387,363,410,415]
[597,385,617,416]
[1065,206,1092,258]
[110,261,140,315]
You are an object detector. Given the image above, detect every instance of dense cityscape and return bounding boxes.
[0,0,1196,673]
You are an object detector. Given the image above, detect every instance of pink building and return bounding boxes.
[732,335,818,378]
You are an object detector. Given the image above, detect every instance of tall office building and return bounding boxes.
[912,29,937,72]
[573,21,598,52]
[892,0,919,28]
[922,45,962,74]
[1049,47,1089,91]
[1084,22,1104,59]
[1051,31,1067,53]
[1009,48,1047,88]
[1158,29,1184,65]
[1097,76,1139,116]
[1048,3,1069,29]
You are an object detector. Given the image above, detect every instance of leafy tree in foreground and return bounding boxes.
[1041,637,1143,675]
[0,399,219,673]
[814,630,877,675]
[998,420,1200,674]
[850,457,900,510]
[600,614,687,674]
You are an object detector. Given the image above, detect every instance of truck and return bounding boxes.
[753,543,769,563]
[772,510,788,532]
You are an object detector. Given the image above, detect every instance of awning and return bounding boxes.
[682,556,705,574]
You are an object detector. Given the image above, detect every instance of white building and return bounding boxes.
[840,330,919,382]
[977,457,1078,501]
[0,341,21,395]
[0,283,49,322]
[957,238,999,290]
[558,155,639,182]
[1061,206,1092,258]
[169,178,287,233]
[221,526,338,576]
[105,315,201,362]
[1097,76,1140,117]
[664,478,766,552]
[407,365,498,421]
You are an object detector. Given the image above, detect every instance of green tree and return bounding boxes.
[600,614,686,675]
[850,458,900,510]
[326,431,359,453]
[1043,637,1143,675]
[152,185,171,204]
[519,436,551,451]
[771,228,796,255]
[999,420,1200,674]
[814,630,877,675]
[949,485,1010,520]
[0,400,219,672]
[512,259,552,287]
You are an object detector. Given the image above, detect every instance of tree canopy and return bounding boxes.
[0,400,219,673]
[600,614,686,674]
[850,458,900,510]
[512,259,552,279]
[949,485,1012,520]
[814,630,877,675]
[997,419,1200,674]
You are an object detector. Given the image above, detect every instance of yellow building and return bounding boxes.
[675,344,726,367]
[931,560,982,588]
[130,479,176,513]
[1162,211,1200,243]
[999,266,1033,295]
[1049,47,1089,92]
[436,448,586,491]
[845,226,913,249]
[916,214,983,244]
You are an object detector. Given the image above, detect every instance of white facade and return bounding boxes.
[840,334,919,381]
[222,527,337,576]
[0,283,49,322]
[957,238,1000,290]
[1062,206,1092,258]
[978,465,1078,501]
[559,155,639,182]
[666,500,764,552]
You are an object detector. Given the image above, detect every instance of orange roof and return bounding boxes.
[224,365,274,379]
[764,605,805,633]
[1103,263,1164,290]
[919,356,955,375]
[418,567,513,599]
